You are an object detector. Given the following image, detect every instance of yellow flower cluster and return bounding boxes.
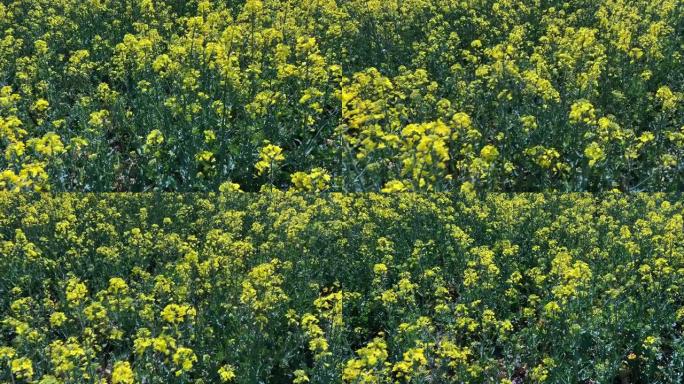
[255,144,285,177]
[291,168,332,192]
[161,303,197,325]
[342,336,389,383]
[111,361,135,384]
[240,259,290,325]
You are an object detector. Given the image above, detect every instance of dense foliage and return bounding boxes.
[2,193,684,383]
[0,0,682,191]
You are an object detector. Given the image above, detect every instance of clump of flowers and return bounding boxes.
[255,144,285,177]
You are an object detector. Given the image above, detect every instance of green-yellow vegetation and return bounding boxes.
[0,0,681,191]
[0,193,683,382]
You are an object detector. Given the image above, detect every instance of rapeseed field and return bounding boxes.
[2,193,684,383]
[0,0,682,191]
[1,1,683,383]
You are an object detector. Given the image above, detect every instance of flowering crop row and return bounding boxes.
[1,193,684,382]
[0,0,682,191]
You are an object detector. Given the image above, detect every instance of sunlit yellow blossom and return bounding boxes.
[33,99,49,113]
[145,130,164,147]
[293,369,309,383]
[161,303,197,325]
[173,347,198,375]
[569,100,596,124]
[219,181,242,192]
[373,263,388,275]
[255,144,285,176]
[342,336,389,383]
[50,312,67,327]
[65,278,88,306]
[291,168,331,192]
[584,142,605,167]
[656,86,678,111]
[11,357,33,380]
[381,180,409,193]
[480,145,499,163]
[218,364,236,382]
[392,347,427,380]
[112,361,135,384]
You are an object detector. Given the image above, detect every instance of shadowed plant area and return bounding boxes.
[1,193,684,383]
[0,0,683,191]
